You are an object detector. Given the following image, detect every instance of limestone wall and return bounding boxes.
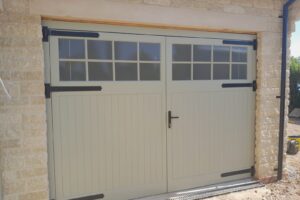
[0,0,296,199]
[31,0,286,182]
[0,0,48,199]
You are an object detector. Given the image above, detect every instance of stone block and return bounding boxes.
[19,191,48,200]
[3,0,29,14]
[144,0,171,6]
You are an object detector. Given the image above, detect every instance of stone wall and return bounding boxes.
[0,0,298,199]
[107,0,285,182]
[131,0,296,182]
[0,0,48,199]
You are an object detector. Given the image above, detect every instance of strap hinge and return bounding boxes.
[42,26,100,42]
[223,39,257,50]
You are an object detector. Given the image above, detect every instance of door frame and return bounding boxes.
[43,20,257,200]
[165,36,256,191]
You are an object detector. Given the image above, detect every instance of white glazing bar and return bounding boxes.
[191,44,193,80]
[229,46,232,80]
[59,58,86,62]
[85,39,88,81]
[137,42,140,81]
[211,45,214,80]
[112,40,115,81]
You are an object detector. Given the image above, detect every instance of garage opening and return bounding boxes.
[43,21,257,200]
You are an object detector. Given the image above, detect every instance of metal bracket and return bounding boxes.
[223,39,257,50]
[45,84,102,99]
[252,80,257,91]
[42,26,100,42]
[69,193,104,200]
[221,166,255,177]
[222,80,257,91]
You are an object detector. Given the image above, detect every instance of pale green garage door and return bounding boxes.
[44,22,256,200]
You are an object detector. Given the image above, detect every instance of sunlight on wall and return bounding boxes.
[291,21,300,58]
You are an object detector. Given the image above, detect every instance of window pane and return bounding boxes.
[172,64,191,80]
[172,44,191,61]
[59,61,71,81]
[70,62,86,81]
[88,62,113,81]
[88,40,112,60]
[213,64,229,80]
[140,43,160,61]
[193,64,211,80]
[232,47,247,62]
[59,39,69,59]
[232,64,247,80]
[59,39,85,59]
[140,63,160,80]
[213,46,230,62]
[115,41,137,60]
[193,45,211,61]
[115,63,137,80]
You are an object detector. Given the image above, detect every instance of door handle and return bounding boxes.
[168,111,179,128]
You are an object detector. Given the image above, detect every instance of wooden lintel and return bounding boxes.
[42,15,257,35]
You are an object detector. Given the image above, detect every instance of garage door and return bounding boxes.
[166,37,256,191]
[45,24,256,200]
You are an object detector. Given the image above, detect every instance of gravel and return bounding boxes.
[206,119,300,200]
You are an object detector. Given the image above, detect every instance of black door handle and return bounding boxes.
[168,111,179,128]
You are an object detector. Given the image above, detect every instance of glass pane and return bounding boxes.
[140,43,160,61]
[59,61,71,81]
[70,62,86,81]
[232,47,247,62]
[115,63,137,81]
[58,39,69,59]
[87,40,112,60]
[115,41,137,60]
[140,63,160,81]
[172,64,191,80]
[88,62,113,81]
[213,64,229,80]
[193,45,211,61]
[213,46,230,62]
[59,39,85,59]
[232,64,247,79]
[193,64,211,80]
[172,44,191,61]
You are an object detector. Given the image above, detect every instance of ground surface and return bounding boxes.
[206,119,300,200]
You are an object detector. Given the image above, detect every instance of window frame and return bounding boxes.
[170,43,250,81]
[50,32,165,86]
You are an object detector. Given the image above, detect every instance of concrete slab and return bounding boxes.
[134,179,262,200]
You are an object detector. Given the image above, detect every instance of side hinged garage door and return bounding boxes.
[166,37,256,191]
[46,30,167,200]
[44,22,256,200]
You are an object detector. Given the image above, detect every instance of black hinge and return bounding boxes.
[69,193,104,200]
[223,39,257,50]
[252,80,257,91]
[42,26,50,42]
[253,39,257,50]
[42,26,100,42]
[251,166,255,176]
[221,166,255,177]
[45,83,51,98]
[45,84,102,99]
[222,80,257,91]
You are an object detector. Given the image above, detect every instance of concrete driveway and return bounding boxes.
[206,119,300,200]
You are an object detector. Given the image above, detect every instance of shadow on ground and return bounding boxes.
[205,118,300,200]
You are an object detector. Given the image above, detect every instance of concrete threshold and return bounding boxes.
[133,178,263,200]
